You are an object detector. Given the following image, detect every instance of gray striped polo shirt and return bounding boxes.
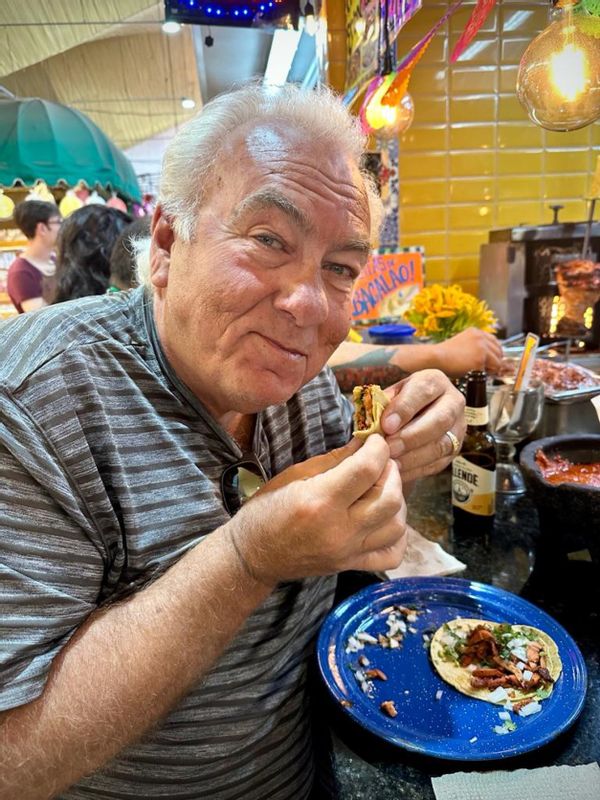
[0,288,353,799]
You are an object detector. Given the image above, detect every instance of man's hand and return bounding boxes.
[380,370,466,483]
[432,328,503,377]
[228,435,407,584]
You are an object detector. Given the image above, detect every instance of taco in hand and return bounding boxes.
[352,384,389,439]
[430,618,561,708]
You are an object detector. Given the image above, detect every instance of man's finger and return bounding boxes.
[318,433,391,505]
[350,459,403,530]
[381,370,447,435]
[389,396,463,458]
[348,534,409,573]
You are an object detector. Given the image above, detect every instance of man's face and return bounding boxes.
[150,123,371,420]
[40,215,62,248]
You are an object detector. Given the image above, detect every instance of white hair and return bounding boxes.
[136,82,383,287]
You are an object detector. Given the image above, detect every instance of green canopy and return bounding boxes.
[0,98,141,202]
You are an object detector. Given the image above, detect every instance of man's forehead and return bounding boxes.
[223,121,361,185]
[209,120,371,239]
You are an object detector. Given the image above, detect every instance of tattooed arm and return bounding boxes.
[329,329,503,388]
[328,342,410,393]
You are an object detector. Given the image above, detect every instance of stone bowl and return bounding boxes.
[520,435,600,566]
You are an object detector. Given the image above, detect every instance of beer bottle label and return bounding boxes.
[452,455,495,517]
[464,405,489,426]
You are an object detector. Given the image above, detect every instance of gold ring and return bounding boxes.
[444,430,461,457]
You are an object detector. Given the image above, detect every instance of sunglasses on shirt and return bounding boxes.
[220,453,268,516]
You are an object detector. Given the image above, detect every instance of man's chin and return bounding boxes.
[236,373,306,412]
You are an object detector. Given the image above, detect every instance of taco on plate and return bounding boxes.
[352,384,389,439]
[430,618,562,707]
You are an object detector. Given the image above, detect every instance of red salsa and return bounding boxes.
[535,450,600,488]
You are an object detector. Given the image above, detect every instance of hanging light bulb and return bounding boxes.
[516,2,600,131]
[361,74,415,139]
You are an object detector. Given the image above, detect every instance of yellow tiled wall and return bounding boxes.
[392,0,600,295]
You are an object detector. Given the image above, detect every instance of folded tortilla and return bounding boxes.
[430,618,562,705]
[352,384,389,439]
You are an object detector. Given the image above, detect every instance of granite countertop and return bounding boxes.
[328,471,600,800]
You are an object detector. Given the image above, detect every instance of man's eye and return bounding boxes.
[255,233,284,250]
[324,263,356,280]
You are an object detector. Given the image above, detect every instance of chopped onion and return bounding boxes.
[510,646,528,663]
[517,701,542,717]
[469,736,478,743]
[356,631,378,644]
[494,725,511,735]
[517,661,527,671]
[522,669,533,682]
[487,686,509,704]
[506,637,527,649]
[498,711,511,721]
[435,690,443,701]
[345,636,364,653]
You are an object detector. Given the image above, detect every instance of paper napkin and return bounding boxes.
[431,762,600,800]
[383,525,466,580]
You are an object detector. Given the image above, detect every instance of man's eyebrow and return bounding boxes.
[230,189,314,234]
[337,238,371,258]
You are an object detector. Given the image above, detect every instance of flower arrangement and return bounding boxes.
[404,284,497,342]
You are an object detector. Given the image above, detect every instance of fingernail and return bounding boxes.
[383,413,401,433]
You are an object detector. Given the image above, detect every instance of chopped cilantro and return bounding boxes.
[503,720,517,732]
[441,644,459,663]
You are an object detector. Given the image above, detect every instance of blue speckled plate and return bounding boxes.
[317,577,587,760]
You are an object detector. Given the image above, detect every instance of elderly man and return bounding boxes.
[0,85,464,800]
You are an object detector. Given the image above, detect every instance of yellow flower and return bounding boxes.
[404,283,498,342]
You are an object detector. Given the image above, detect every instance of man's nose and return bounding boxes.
[274,263,329,326]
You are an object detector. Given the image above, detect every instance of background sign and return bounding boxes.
[351,247,424,321]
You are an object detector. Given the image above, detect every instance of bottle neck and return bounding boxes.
[464,374,489,428]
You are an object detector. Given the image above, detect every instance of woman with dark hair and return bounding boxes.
[53,204,132,303]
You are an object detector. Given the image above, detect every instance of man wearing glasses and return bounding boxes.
[7,200,62,313]
[0,85,465,799]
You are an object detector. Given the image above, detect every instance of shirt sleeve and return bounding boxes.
[7,259,43,309]
[0,435,105,712]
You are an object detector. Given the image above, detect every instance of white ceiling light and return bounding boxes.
[181,97,196,109]
[162,20,181,34]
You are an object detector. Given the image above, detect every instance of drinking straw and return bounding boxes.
[508,332,540,426]
[492,333,540,433]
[513,333,540,394]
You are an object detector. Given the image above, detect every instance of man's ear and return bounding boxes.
[150,206,175,289]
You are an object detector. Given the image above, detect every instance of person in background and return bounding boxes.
[0,83,465,800]
[52,204,132,303]
[329,327,504,391]
[7,200,62,313]
[107,216,151,292]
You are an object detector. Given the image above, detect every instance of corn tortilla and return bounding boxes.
[352,384,389,439]
[430,618,562,705]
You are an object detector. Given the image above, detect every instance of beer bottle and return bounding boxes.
[452,370,496,536]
